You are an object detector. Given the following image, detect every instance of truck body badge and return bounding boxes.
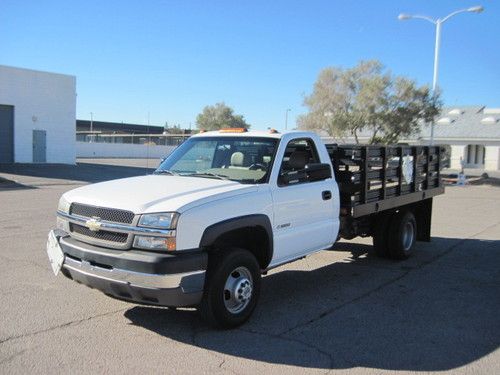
[85,217,102,232]
[276,223,291,229]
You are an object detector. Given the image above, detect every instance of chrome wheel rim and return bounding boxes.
[223,266,253,314]
[402,221,415,251]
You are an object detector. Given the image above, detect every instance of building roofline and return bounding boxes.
[0,64,76,79]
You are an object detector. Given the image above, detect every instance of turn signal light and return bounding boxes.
[165,237,177,252]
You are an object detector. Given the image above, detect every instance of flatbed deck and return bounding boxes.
[327,144,445,218]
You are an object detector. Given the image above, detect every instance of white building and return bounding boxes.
[0,65,76,164]
[428,107,500,171]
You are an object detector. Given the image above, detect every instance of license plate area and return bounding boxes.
[47,230,65,276]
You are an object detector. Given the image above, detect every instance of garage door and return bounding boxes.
[0,105,14,163]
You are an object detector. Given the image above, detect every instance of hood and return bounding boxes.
[63,175,258,214]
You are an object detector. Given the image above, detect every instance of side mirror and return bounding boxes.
[279,170,307,186]
[305,163,332,182]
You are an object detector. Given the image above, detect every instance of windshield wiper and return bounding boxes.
[238,179,258,184]
[183,172,230,180]
[154,170,179,176]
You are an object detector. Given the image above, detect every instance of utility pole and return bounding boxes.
[285,108,291,130]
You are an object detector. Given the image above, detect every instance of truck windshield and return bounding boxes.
[156,137,278,184]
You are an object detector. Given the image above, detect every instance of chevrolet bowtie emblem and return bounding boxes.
[85,217,102,232]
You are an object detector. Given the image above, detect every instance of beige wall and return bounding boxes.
[485,146,500,171]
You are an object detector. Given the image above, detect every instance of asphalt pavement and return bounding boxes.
[0,160,499,374]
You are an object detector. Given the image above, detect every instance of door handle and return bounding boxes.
[322,190,332,200]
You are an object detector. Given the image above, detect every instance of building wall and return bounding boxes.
[0,65,76,164]
[76,142,176,159]
[450,145,466,169]
[447,142,499,171]
[485,146,500,171]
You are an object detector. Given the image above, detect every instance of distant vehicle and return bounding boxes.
[47,129,444,328]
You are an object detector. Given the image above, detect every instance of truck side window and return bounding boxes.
[278,138,319,186]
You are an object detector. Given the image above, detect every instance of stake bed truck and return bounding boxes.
[47,129,444,328]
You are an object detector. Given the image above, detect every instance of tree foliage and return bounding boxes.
[297,60,441,144]
[196,102,250,130]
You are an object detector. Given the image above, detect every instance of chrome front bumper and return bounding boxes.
[56,232,207,307]
[63,256,205,290]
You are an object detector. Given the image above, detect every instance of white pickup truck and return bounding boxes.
[47,129,444,328]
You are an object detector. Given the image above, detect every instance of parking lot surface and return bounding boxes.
[1,160,499,374]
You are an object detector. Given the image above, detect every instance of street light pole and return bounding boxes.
[432,20,441,95]
[429,20,442,144]
[398,6,484,145]
[285,108,291,130]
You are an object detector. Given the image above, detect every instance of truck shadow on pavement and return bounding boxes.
[125,237,500,371]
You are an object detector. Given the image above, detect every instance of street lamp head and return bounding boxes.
[398,13,411,20]
[467,5,484,13]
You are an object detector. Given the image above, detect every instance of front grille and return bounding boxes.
[70,203,135,224]
[70,223,128,243]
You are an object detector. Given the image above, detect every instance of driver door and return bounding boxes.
[270,138,336,265]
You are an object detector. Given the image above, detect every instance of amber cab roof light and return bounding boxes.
[219,128,248,133]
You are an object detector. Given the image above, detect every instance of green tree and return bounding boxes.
[196,102,250,130]
[297,60,441,144]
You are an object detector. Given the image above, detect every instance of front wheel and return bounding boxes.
[199,248,261,328]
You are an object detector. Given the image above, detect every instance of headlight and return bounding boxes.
[133,236,176,251]
[135,212,179,251]
[57,196,71,213]
[138,212,179,229]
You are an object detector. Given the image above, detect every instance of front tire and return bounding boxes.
[199,248,261,329]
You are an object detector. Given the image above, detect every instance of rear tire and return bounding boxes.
[387,210,417,259]
[199,248,261,329]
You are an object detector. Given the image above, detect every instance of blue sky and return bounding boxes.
[1,0,499,130]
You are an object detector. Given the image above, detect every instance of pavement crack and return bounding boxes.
[0,308,127,345]
[191,327,239,373]
[237,327,335,369]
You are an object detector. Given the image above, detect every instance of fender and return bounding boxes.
[199,214,274,267]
